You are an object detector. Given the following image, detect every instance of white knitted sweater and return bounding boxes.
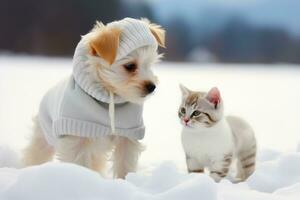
[38,18,157,145]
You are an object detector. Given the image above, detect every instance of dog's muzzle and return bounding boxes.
[145,82,156,94]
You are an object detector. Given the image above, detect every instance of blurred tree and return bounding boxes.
[1,0,300,63]
[0,0,122,56]
[121,0,154,20]
[207,17,300,63]
[162,17,192,61]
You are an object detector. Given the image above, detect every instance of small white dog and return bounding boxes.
[22,18,165,178]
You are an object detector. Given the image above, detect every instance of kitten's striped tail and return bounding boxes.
[236,143,257,181]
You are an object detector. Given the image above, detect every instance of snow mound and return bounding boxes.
[248,152,300,193]
[0,163,218,200]
[0,155,300,200]
[0,145,19,168]
[257,149,281,162]
[274,182,300,199]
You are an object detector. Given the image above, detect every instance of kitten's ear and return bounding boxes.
[179,84,191,97]
[206,87,221,109]
[89,22,121,65]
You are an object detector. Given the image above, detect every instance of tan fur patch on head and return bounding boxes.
[149,24,166,48]
[142,18,166,48]
[185,92,200,106]
[89,24,121,65]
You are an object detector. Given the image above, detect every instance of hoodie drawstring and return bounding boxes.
[109,91,115,134]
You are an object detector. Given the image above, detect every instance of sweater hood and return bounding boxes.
[72,18,158,104]
[72,41,126,104]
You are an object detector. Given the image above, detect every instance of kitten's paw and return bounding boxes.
[210,172,224,183]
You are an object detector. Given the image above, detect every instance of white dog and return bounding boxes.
[22,18,165,178]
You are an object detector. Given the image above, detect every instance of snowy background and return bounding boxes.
[1,55,300,199]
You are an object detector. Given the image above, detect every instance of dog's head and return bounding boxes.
[83,18,165,104]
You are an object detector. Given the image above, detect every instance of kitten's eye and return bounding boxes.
[123,62,137,72]
[192,110,201,117]
[180,107,186,114]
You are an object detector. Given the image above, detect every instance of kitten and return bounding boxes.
[178,84,257,182]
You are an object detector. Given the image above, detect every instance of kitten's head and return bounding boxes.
[178,84,224,128]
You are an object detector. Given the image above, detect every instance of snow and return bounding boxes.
[1,158,300,200]
[0,145,19,168]
[1,55,300,199]
[0,162,219,200]
[248,152,300,193]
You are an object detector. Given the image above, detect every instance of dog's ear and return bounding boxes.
[149,23,166,48]
[89,22,121,65]
[142,18,166,48]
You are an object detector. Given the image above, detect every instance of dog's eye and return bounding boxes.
[123,62,137,72]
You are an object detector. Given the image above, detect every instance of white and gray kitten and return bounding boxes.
[178,84,257,182]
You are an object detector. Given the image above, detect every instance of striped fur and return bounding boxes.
[189,169,204,173]
[210,153,233,182]
[179,85,257,182]
[236,143,257,181]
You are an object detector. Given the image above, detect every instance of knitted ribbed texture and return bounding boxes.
[38,77,145,146]
[72,18,158,104]
[107,18,158,60]
[72,41,125,104]
[38,18,154,145]
[52,117,145,140]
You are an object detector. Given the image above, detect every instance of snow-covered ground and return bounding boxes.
[1,55,300,199]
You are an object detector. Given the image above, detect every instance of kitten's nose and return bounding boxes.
[183,117,190,123]
[145,82,156,94]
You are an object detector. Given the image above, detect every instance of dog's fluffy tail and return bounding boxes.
[0,145,20,168]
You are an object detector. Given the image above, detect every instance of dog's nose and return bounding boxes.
[145,82,156,94]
